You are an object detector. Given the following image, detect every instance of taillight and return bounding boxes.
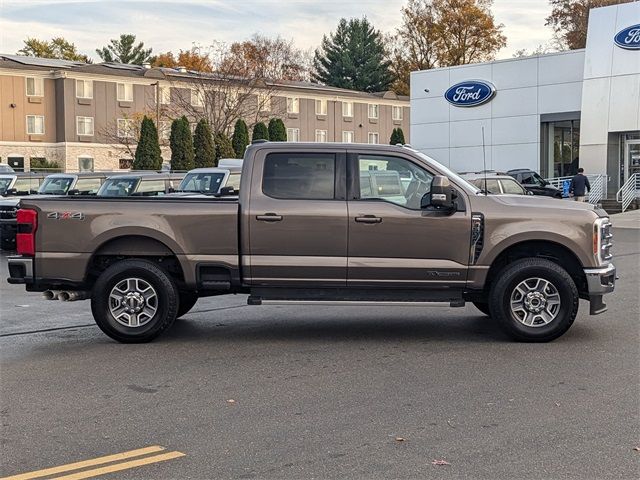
[16,208,37,256]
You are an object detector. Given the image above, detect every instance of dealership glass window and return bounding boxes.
[76,116,94,136]
[117,83,133,102]
[26,115,45,135]
[76,79,93,99]
[342,101,353,117]
[315,129,327,142]
[77,157,94,172]
[26,77,44,96]
[315,99,327,115]
[287,128,300,142]
[541,120,580,178]
[287,97,299,114]
[342,130,354,143]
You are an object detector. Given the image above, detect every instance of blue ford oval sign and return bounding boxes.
[444,80,496,107]
[615,24,640,50]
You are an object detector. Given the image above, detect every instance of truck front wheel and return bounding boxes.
[91,259,179,343]
[489,258,578,342]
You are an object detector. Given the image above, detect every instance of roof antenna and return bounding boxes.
[482,126,488,196]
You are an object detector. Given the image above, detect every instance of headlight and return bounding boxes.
[593,218,613,264]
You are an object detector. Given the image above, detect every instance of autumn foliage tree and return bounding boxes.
[545,0,634,50]
[390,0,507,95]
[151,47,214,72]
[18,37,90,62]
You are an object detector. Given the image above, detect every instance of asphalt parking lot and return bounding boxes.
[0,224,638,479]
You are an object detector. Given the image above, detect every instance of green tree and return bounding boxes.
[231,119,250,158]
[96,34,152,64]
[193,119,215,168]
[268,118,287,142]
[18,37,90,62]
[214,133,235,164]
[133,116,162,170]
[390,128,406,145]
[169,116,195,171]
[252,122,269,141]
[29,158,62,173]
[313,17,392,92]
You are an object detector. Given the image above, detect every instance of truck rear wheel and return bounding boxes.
[91,259,179,343]
[489,258,578,342]
[177,291,199,318]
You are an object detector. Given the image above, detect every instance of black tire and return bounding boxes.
[91,259,179,343]
[489,258,578,342]
[177,291,199,318]
[472,301,492,316]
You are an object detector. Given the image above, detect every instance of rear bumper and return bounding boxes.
[7,256,33,284]
[584,263,616,315]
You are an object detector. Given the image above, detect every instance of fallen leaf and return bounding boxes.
[394,437,405,442]
[633,446,640,452]
[226,399,236,404]
[432,459,450,466]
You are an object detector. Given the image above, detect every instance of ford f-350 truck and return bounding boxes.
[7,143,616,343]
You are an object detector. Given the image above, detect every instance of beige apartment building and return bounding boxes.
[0,54,410,172]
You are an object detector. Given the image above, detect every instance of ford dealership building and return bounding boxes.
[410,2,640,196]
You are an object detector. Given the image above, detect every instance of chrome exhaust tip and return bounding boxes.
[58,291,90,302]
[43,290,60,300]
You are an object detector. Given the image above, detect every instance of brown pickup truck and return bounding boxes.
[7,142,616,343]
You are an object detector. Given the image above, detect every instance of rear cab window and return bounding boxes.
[263,153,336,200]
[74,178,102,194]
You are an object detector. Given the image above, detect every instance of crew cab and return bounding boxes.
[7,143,616,343]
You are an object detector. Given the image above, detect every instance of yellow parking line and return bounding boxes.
[0,446,167,480]
[51,451,185,480]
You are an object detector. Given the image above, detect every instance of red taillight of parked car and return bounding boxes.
[16,208,37,256]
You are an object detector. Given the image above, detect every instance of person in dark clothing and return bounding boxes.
[569,168,591,202]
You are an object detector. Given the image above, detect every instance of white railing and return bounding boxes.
[616,173,640,213]
[545,174,608,204]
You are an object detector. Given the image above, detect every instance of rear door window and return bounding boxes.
[137,179,167,195]
[500,178,525,195]
[263,153,336,200]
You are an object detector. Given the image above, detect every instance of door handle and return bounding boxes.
[256,213,283,222]
[355,215,382,224]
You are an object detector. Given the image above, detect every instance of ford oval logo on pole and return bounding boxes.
[444,81,496,107]
[614,24,640,50]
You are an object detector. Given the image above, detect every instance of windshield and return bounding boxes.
[98,178,140,196]
[38,177,74,195]
[178,172,227,193]
[532,172,548,186]
[412,150,481,193]
[0,177,14,195]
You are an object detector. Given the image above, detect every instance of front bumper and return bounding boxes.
[583,263,616,315]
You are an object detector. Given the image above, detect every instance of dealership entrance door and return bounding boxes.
[626,139,640,181]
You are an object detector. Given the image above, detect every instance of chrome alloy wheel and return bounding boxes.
[109,278,158,328]
[510,277,561,327]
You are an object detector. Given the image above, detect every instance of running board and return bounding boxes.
[250,299,465,307]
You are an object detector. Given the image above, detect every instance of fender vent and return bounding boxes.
[470,213,484,264]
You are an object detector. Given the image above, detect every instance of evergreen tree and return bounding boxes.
[96,34,152,65]
[169,116,194,171]
[134,116,162,170]
[193,119,215,168]
[231,119,250,158]
[252,122,269,141]
[313,17,392,92]
[268,118,287,142]
[214,133,235,165]
[390,128,406,145]
[395,127,406,145]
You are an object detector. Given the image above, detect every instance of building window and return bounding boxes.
[287,128,300,142]
[117,83,133,102]
[159,86,171,104]
[26,77,44,97]
[77,157,94,172]
[315,129,327,142]
[117,118,134,138]
[257,93,271,112]
[368,132,379,144]
[191,89,203,107]
[119,158,133,169]
[76,79,93,99]
[315,99,327,116]
[287,97,299,114]
[541,120,580,178]
[342,131,354,143]
[392,105,403,121]
[368,104,379,119]
[26,115,45,135]
[342,101,353,117]
[159,121,171,141]
[76,116,94,136]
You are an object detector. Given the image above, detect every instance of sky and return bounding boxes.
[0,0,554,61]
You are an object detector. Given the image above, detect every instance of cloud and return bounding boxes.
[0,0,552,60]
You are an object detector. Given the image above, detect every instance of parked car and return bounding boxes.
[175,166,242,195]
[97,172,185,197]
[0,173,46,250]
[507,169,563,198]
[460,172,530,195]
[8,143,615,344]
[0,172,44,197]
